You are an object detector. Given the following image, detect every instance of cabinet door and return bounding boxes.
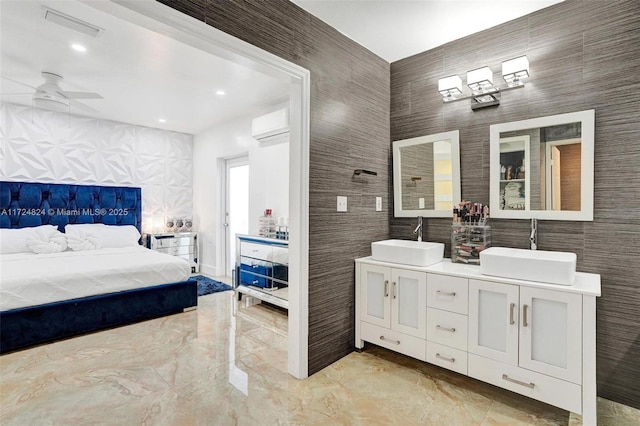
[469,279,519,365]
[360,264,391,328]
[391,268,427,338]
[519,286,582,384]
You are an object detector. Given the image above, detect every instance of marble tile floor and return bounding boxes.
[1,290,639,425]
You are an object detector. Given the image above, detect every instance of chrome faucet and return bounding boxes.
[413,216,423,242]
[530,218,537,250]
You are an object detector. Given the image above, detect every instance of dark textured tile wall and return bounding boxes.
[390,0,640,408]
[158,0,639,408]
[156,0,390,374]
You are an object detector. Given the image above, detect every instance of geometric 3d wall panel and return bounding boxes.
[0,102,193,232]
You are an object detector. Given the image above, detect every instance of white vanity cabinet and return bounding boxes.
[358,263,427,360]
[468,279,584,413]
[355,257,600,425]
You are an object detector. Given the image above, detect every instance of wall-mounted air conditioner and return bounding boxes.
[251,107,289,145]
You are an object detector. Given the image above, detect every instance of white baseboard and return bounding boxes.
[199,263,220,277]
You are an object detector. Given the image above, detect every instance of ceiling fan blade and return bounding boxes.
[60,90,103,100]
[0,92,33,96]
[69,99,99,113]
[1,75,37,90]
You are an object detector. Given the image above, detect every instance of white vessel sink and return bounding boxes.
[480,247,577,285]
[371,239,444,267]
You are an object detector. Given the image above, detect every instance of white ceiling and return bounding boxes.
[292,0,564,62]
[0,0,291,135]
[1,1,564,135]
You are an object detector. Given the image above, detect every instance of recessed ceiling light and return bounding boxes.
[215,90,225,96]
[158,118,166,123]
[71,43,87,52]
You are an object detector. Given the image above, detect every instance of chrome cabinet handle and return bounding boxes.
[380,336,400,345]
[392,282,397,299]
[384,280,389,297]
[509,303,516,325]
[436,325,456,333]
[523,304,529,327]
[502,374,535,389]
[436,353,455,363]
[436,290,456,296]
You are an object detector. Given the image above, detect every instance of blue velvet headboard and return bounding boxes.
[0,182,141,233]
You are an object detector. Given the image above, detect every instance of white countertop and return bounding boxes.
[356,257,601,297]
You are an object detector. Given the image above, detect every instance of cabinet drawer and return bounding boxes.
[151,235,194,249]
[241,259,274,274]
[426,308,468,351]
[360,321,426,361]
[154,246,194,256]
[426,341,467,375]
[427,274,469,314]
[240,270,272,288]
[468,354,582,414]
[172,245,193,256]
[240,242,272,260]
[173,236,194,247]
[151,237,176,249]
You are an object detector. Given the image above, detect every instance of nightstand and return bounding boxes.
[146,232,199,273]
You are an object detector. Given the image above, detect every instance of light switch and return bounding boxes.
[376,197,382,212]
[419,198,425,209]
[337,196,348,212]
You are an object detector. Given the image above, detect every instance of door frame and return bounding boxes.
[223,155,249,277]
[90,0,311,379]
[544,138,581,210]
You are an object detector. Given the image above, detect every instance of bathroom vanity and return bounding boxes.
[355,257,600,425]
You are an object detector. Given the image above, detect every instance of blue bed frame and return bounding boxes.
[0,181,197,354]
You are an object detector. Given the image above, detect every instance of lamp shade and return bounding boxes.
[438,75,462,97]
[152,212,165,233]
[467,67,494,92]
[502,56,529,84]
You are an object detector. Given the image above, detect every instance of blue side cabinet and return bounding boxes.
[235,234,289,309]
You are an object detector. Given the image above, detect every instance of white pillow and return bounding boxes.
[0,225,58,254]
[65,224,140,250]
[98,225,141,248]
[27,228,68,254]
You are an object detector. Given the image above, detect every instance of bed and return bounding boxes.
[0,181,197,354]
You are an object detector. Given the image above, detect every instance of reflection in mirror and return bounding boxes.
[500,124,581,211]
[393,130,461,218]
[490,110,594,221]
[499,135,531,211]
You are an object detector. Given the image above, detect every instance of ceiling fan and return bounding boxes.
[1,71,103,113]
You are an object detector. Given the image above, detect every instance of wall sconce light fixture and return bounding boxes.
[502,55,530,86]
[438,75,463,98]
[467,66,494,93]
[438,55,530,110]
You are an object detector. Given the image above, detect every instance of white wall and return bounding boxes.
[193,108,289,276]
[0,102,193,232]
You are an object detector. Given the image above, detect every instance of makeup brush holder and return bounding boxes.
[451,225,491,265]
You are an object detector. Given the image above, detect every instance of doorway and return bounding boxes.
[544,139,581,211]
[95,0,310,379]
[225,156,250,277]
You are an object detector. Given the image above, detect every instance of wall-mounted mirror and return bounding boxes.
[490,110,595,220]
[393,130,461,217]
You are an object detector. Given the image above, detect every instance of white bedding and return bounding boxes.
[0,246,191,311]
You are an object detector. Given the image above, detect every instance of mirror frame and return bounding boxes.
[393,130,461,218]
[489,109,595,221]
